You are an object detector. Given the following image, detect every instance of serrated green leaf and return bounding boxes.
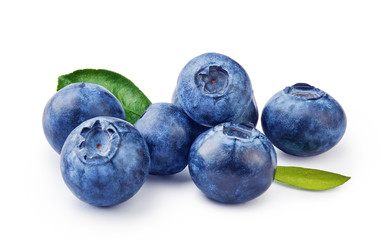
[275,166,350,190]
[58,69,151,124]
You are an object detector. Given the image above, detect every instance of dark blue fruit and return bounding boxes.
[134,103,193,175]
[43,82,125,153]
[188,122,277,204]
[261,83,347,157]
[60,116,150,207]
[175,53,258,127]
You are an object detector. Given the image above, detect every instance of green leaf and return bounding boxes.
[275,166,350,190]
[58,69,151,124]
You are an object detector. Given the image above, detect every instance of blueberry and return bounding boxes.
[261,83,347,157]
[188,122,277,204]
[175,53,258,127]
[134,103,194,175]
[43,83,126,154]
[60,116,150,207]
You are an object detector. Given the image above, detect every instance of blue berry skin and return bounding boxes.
[134,103,194,175]
[176,53,256,127]
[43,83,126,154]
[188,122,277,204]
[60,116,150,207]
[261,83,347,157]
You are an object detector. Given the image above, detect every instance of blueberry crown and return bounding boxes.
[220,122,260,141]
[284,83,326,100]
[75,119,121,165]
[195,66,229,95]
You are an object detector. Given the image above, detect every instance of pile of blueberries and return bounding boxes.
[43,53,346,206]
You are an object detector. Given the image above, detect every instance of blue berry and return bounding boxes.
[261,83,347,157]
[188,122,277,204]
[175,53,258,127]
[134,103,194,175]
[60,116,150,207]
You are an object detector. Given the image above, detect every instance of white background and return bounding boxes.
[1,0,380,239]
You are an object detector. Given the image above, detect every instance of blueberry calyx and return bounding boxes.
[76,119,120,165]
[284,83,326,100]
[221,122,257,140]
[196,66,229,94]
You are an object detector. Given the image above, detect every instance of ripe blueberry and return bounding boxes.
[174,53,258,127]
[261,83,347,157]
[134,103,194,175]
[60,116,150,207]
[188,122,277,204]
